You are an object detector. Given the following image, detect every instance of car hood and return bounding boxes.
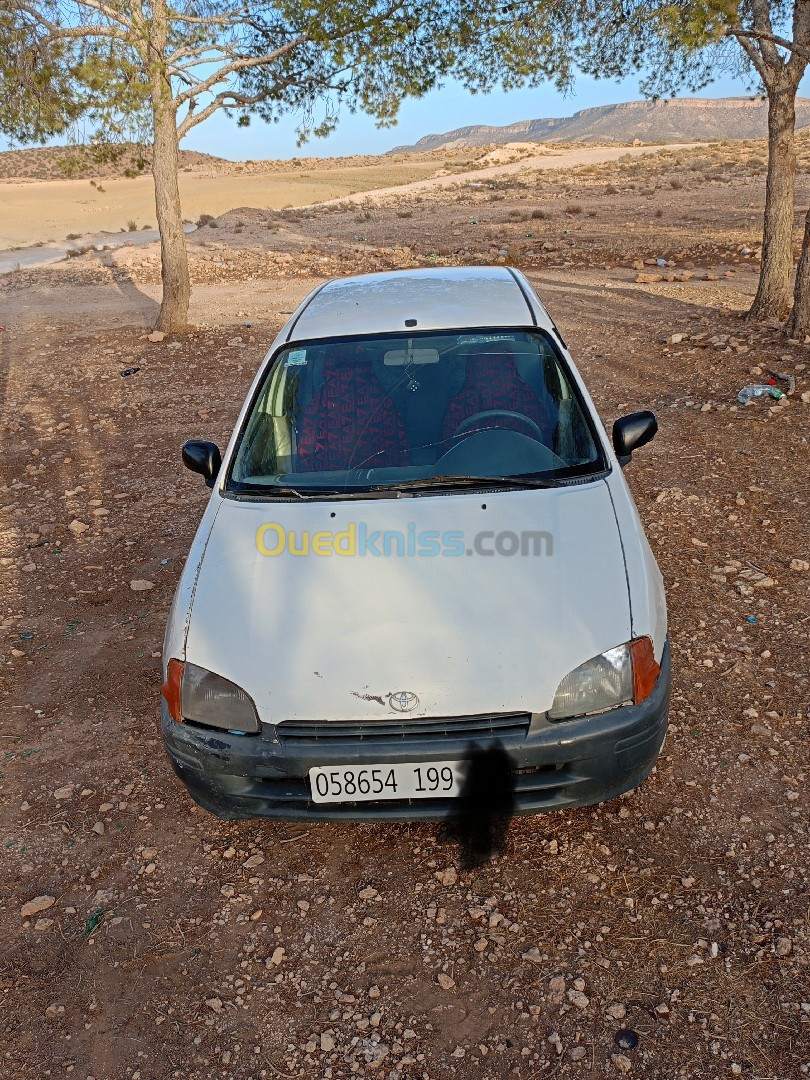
[184,483,631,723]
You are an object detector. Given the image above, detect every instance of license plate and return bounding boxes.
[309,761,467,804]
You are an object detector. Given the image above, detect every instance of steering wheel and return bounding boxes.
[453,409,543,440]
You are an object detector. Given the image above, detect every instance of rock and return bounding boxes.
[21,895,55,918]
[435,867,457,887]
[91,821,105,835]
[269,947,285,965]
[607,1003,627,1019]
[297,899,310,912]
[34,918,54,931]
[567,989,590,1009]
[775,936,792,957]
[320,1033,335,1052]
[147,330,166,342]
[358,886,379,900]
[670,333,687,344]
[68,519,89,535]
[437,973,455,990]
[205,997,223,1013]
[242,853,264,868]
[53,785,73,800]
[612,1054,632,1073]
[130,579,155,592]
[45,1003,65,1017]
[521,947,543,964]
[569,1046,587,1061]
[790,558,809,572]
[635,273,663,284]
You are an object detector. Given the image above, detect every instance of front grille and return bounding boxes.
[276,712,531,748]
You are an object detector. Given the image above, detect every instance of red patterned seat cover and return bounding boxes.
[441,346,554,442]
[296,345,406,471]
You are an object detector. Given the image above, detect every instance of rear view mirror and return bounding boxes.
[612,411,658,467]
[182,440,222,487]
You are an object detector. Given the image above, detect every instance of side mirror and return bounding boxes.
[612,411,658,467]
[182,440,222,487]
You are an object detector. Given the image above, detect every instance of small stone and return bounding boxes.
[670,333,687,344]
[437,973,455,990]
[567,989,590,1009]
[21,895,55,918]
[297,899,310,912]
[435,867,457,887]
[68,520,89,535]
[569,1046,587,1061]
[607,1003,626,1019]
[320,1033,335,1052]
[269,947,285,965]
[45,1003,65,1017]
[148,330,166,342]
[205,997,223,1013]
[34,918,54,931]
[612,1053,632,1073]
[242,853,264,868]
[53,785,73,800]
[130,579,155,592]
[91,821,105,835]
[775,936,792,957]
[358,886,379,900]
[790,558,809,572]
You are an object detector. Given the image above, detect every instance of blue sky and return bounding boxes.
[179,69,790,160]
[5,66,806,160]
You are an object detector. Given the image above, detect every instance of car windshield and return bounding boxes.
[227,329,605,495]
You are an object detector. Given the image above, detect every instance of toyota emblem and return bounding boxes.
[389,690,419,713]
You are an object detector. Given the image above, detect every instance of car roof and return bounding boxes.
[285,266,556,342]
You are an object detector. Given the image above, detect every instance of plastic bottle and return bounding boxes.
[737,384,784,405]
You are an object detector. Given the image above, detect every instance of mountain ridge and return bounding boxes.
[390,96,810,152]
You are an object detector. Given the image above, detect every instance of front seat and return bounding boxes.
[441,344,556,443]
[296,344,406,472]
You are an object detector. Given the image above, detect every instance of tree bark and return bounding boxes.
[149,0,190,332]
[749,85,797,322]
[787,205,810,337]
[151,95,190,331]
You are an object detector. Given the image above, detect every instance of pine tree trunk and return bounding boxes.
[151,96,190,331]
[787,205,810,338]
[749,87,797,322]
[148,0,189,333]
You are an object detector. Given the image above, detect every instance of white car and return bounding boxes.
[162,266,669,820]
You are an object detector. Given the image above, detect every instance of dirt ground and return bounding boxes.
[0,144,809,1080]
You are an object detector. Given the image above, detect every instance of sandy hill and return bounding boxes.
[0,143,229,181]
[391,96,810,152]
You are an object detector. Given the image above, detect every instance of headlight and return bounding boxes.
[548,638,659,721]
[162,660,260,733]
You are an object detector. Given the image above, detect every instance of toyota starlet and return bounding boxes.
[161,266,670,820]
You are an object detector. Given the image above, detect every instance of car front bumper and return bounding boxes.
[161,641,671,821]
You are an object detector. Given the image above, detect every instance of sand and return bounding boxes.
[0,159,440,248]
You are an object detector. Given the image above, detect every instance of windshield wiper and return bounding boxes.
[381,474,558,493]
